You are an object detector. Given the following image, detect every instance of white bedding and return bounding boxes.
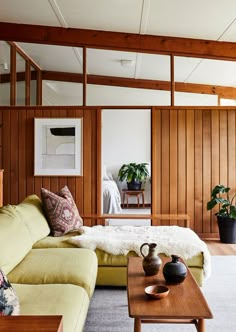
[103,179,122,214]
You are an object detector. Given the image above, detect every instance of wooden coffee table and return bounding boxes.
[127,256,213,332]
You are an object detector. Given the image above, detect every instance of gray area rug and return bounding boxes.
[84,256,236,332]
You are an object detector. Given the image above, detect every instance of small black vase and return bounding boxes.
[163,255,187,284]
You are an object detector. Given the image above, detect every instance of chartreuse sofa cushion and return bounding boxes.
[13,283,89,332]
[14,194,50,243]
[33,232,205,286]
[0,204,32,275]
[7,248,97,298]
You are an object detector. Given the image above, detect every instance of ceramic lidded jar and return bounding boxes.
[163,254,187,284]
[140,242,162,276]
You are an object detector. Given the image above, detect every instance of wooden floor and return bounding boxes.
[204,240,236,255]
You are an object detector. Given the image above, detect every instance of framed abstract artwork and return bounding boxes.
[34,118,82,176]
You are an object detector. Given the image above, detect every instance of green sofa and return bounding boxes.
[25,195,206,287]
[0,193,206,330]
[0,196,98,332]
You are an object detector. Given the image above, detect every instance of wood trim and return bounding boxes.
[10,44,16,106]
[97,108,102,218]
[0,71,37,83]
[1,22,236,61]
[8,41,41,71]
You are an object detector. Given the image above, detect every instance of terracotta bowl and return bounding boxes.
[145,285,170,299]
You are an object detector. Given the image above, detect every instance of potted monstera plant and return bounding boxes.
[118,162,149,190]
[207,184,236,243]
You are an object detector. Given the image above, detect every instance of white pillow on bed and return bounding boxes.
[102,165,113,180]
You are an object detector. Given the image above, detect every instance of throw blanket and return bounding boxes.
[68,225,211,279]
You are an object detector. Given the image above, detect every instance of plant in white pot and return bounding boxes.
[118,162,149,190]
[207,184,236,243]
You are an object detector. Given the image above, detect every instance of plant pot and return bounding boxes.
[217,216,236,244]
[127,180,142,191]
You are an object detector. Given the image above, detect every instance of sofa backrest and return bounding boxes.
[14,195,50,244]
[0,204,32,275]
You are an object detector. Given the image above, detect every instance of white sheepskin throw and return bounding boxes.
[68,225,211,279]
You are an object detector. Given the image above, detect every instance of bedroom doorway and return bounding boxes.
[101,108,151,225]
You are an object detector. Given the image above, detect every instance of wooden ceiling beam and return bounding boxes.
[41,70,236,99]
[1,70,235,99]
[1,22,236,61]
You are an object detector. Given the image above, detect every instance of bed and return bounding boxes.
[102,179,122,214]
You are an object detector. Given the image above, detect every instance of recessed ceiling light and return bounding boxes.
[120,59,135,67]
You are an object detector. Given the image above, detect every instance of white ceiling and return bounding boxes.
[0,0,236,104]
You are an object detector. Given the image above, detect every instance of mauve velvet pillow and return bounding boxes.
[41,186,83,237]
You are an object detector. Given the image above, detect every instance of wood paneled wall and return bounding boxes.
[0,107,98,226]
[0,106,236,236]
[152,108,236,238]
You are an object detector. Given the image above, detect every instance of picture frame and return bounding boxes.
[34,118,83,176]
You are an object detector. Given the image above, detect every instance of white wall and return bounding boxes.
[102,109,151,168]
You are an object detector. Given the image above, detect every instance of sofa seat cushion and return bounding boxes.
[96,250,203,268]
[15,195,50,244]
[33,232,79,248]
[0,205,32,275]
[13,283,90,332]
[33,233,204,269]
[7,248,97,298]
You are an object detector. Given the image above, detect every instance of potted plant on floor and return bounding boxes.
[207,184,236,243]
[118,162,149,190]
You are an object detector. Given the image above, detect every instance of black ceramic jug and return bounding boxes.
[140,243,162,276]
[163,254,187,284]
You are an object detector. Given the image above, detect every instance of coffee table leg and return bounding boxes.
[197,319,205,332]
[134,318,141,332]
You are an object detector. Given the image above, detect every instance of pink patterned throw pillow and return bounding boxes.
[41,186,83,237]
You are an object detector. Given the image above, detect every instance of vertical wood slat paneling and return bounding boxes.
[82,108,92,225]
[169,109,178,224]
[186,110,195,230]
[219,110,228,186]
[91,109,97,222]
[2,107,92,227]
[151,108,161,226]
[194,111,203,234]
[227,110,236,193]
[26,109,35,196]
[2,106,236,236]
[161,109,170,224]
[202,110,211,233]
[10,109,19,204]
[211,110,220,233]
[3,110,11,204]
[18,109,27,202]
[177,109,186,227]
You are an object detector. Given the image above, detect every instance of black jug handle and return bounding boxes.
[140,242,149,257]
